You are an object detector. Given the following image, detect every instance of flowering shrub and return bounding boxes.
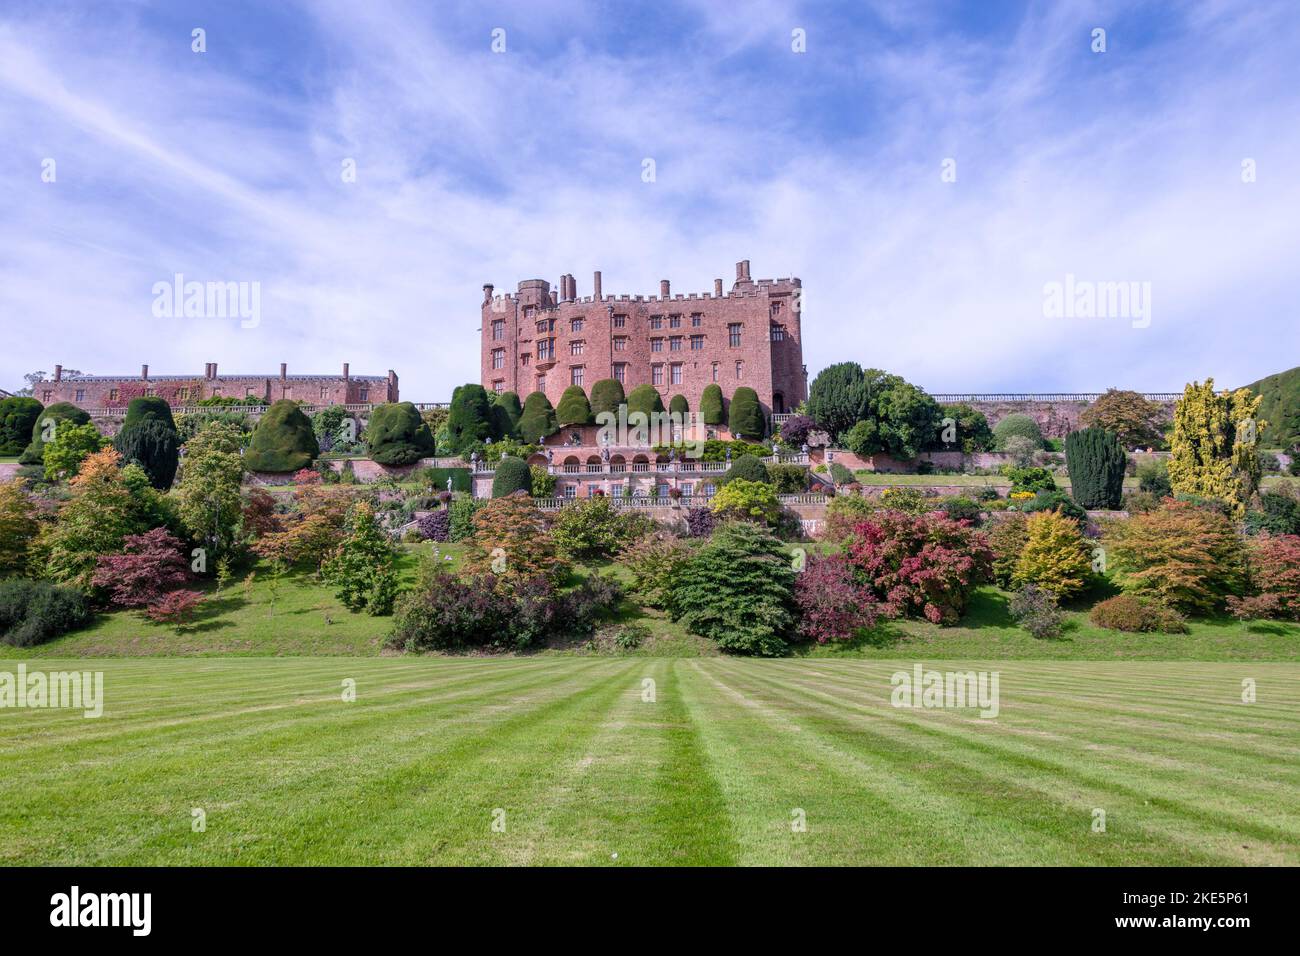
[844,511,993,624]
[292,468,322,485]
[415,509,450,542]
[1089,594,1188,633]
[794,553,879,643]
[683,507,717,538]
[878,487,932,515]
[91,528,193,609]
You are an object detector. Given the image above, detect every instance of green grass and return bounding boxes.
[2,657,1296,865]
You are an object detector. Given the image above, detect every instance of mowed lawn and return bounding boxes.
[2,657,1297,865]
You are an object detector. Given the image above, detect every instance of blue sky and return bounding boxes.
[2,0,1297,399]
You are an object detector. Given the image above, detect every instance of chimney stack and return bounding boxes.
[211,362,218,379]
[565,274,576,301]
[592,271,602,299]
[660,279,670,298]
[280,363,287,380]
[54,364,62,382]
[141,364,149,380]
[735,259,751,281]
[483,283,494,304]
[343,362,350,381]
[714,278,723,297]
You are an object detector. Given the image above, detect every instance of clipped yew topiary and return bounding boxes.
[556,385,592,426]
[669,394,689,417]
[243,400,319,473]
[626,384,664,420]
[721,454,770,485]
[700,383,725,425]
[728,386,765,440]
[446,384,494,452]
[0,397,44,456]
[518,391,558,444]
[122,395,176,429]
[590,379,626,419]
[19,402,90,464]
[1065,426,1126,509]
[113,418,179,489]
[490,391,522,440]
[491,456,532,497]
[366,401,436,466]
[992,413,1044,450]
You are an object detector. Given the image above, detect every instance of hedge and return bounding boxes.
[243,400,319,473]
[122,395,176,429]
[700,384,725,425]
[113,418,180,489]
[490,391,522,440]
[447,384,494,452]
[669,394,689,417]
[0,397,44,456]
[366,401,436,466]
[556,385,592,426]
[492,456,532,497]
[19,402,90,464]
[626,384,664,420]
[419,467,472,493]
[1065,426,1126,510]
[590,379,626,419]
[728,386,765,439]
[518,391,558,444]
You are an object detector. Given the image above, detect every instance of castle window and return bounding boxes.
[613,336,627,352]
[537,374,546,392]
[570,318,584,333]
[735,361,743,379]
[492,348,505,369]
[770,324,785,341]
[650,315,663,330]
[42,390,52,402]
[524,306,536,320]
[492,319,505,340]
[669,336,682,352]
[571,366,585,387]
[613,314,626,329]
[570,340,584,356]
[652,365,664,386]
[359,387,369,402]
[146,387,157,397]
[537,339,554,361]
[108,388,119,401]
[493,380,504,394]
[613,363,626,384]
[320,387,330,400]
[75,389,85,402]
[691,313,703,327]
[651,338,663,353]
[536,320,548,334]
[179,387,191,401]
[669,314,681,329]
[770,301,783,318]
[670,363,682,385]
[728,323,742,347]
[690,334,704,350]
[711,362,719,382]
[521,353,530,366]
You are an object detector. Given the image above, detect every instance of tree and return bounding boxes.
[776,413,814,446]
[19,402,90,464]
[366,402,435,465]
[0,480,38,576]
[91,528,193,608]
[323,502,398,615]
[113,418,179,489]
[669,394,689,417]
[988,512,1029,588]
[1167,379,1264,516]
[1245,365,1300,450]
[42,422,103,481]
[492,456,532,497]
[176,422,245,563]
[446,384,495,452]
[1105,499,1247,613]
[518,391,559,444]
[1079,389,1167,448]
[121,395,176,429]
[873,381,941,458]
[244,400,318,473]
[590,379,626,420]
[670,521,797,656]
[806,362,869,441]
[0,397,43,456]
[252,485,350,571]
[992,413,1044,451]
[463,493,567,584]
[937,403,993,454]
[626,384,664,420]
[490,391,522,440]
[556,385,592,426]
[1064,427,1126,509]
[794,553,880,644]
[728,386,765,440]
[700,383,725,426]
[1012,511,1093,598]
[710,478,781,525]
[551,496,646,559]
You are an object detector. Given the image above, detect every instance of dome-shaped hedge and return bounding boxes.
[492,456,532,497]
[367,401,436,466]
[19,402,91,464]
[243,400,319,473]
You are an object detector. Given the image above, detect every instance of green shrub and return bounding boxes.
[710,478,780,525]
[941,497,983,523]
[626,384,664,420]
[122,395,176,429]
[0,397,43,456]
[669,394,689,417]
[728,386,765,439]
[829,461,855,486]
[993,413,1044,450]
[1020,489,1088,527]
[530,464,556,497]
[619,531,694,611]
[1136,458,1172,495]
[366,402,436,466]
[988,513,1029,588]
[700,383,725,425]
[589,379,626,419]
[1243,491,1300,536]
[490,391,522,440]
[556,385,592,426]
[491,456,532,497]
[767,463,809,494]
[447,384,495,451]
[1065,427,1126,509]
[877,486,930,515]
[1012,510,1093,598]
[551,496,652,560]
[518,391,559,444]
[19,402,90,464]
[1003,465,1056,494]
[322,502,398,615]
[243,401,318,473]
[0,579,92,648]
[448,495,481,541]
[721,454,769,485]
[113,418,179,489]
[1089,594,1188,633]
[670,522,797,656]
[938,403,994,454]
[1009,584,1064,639]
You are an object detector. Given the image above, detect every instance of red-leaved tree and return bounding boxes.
[845,511,993,625]
[794,553,880,643]
[145,589,205,627]
[91,527,193,608]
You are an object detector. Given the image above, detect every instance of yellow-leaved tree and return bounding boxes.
[1012,510,1093,598]
[1166,379,1264,517]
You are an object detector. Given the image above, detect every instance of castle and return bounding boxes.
[35,363,398,410]
[479,260,807,419]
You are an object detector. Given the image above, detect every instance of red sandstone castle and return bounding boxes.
[480,260,807,418]
[36,363,398,410]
